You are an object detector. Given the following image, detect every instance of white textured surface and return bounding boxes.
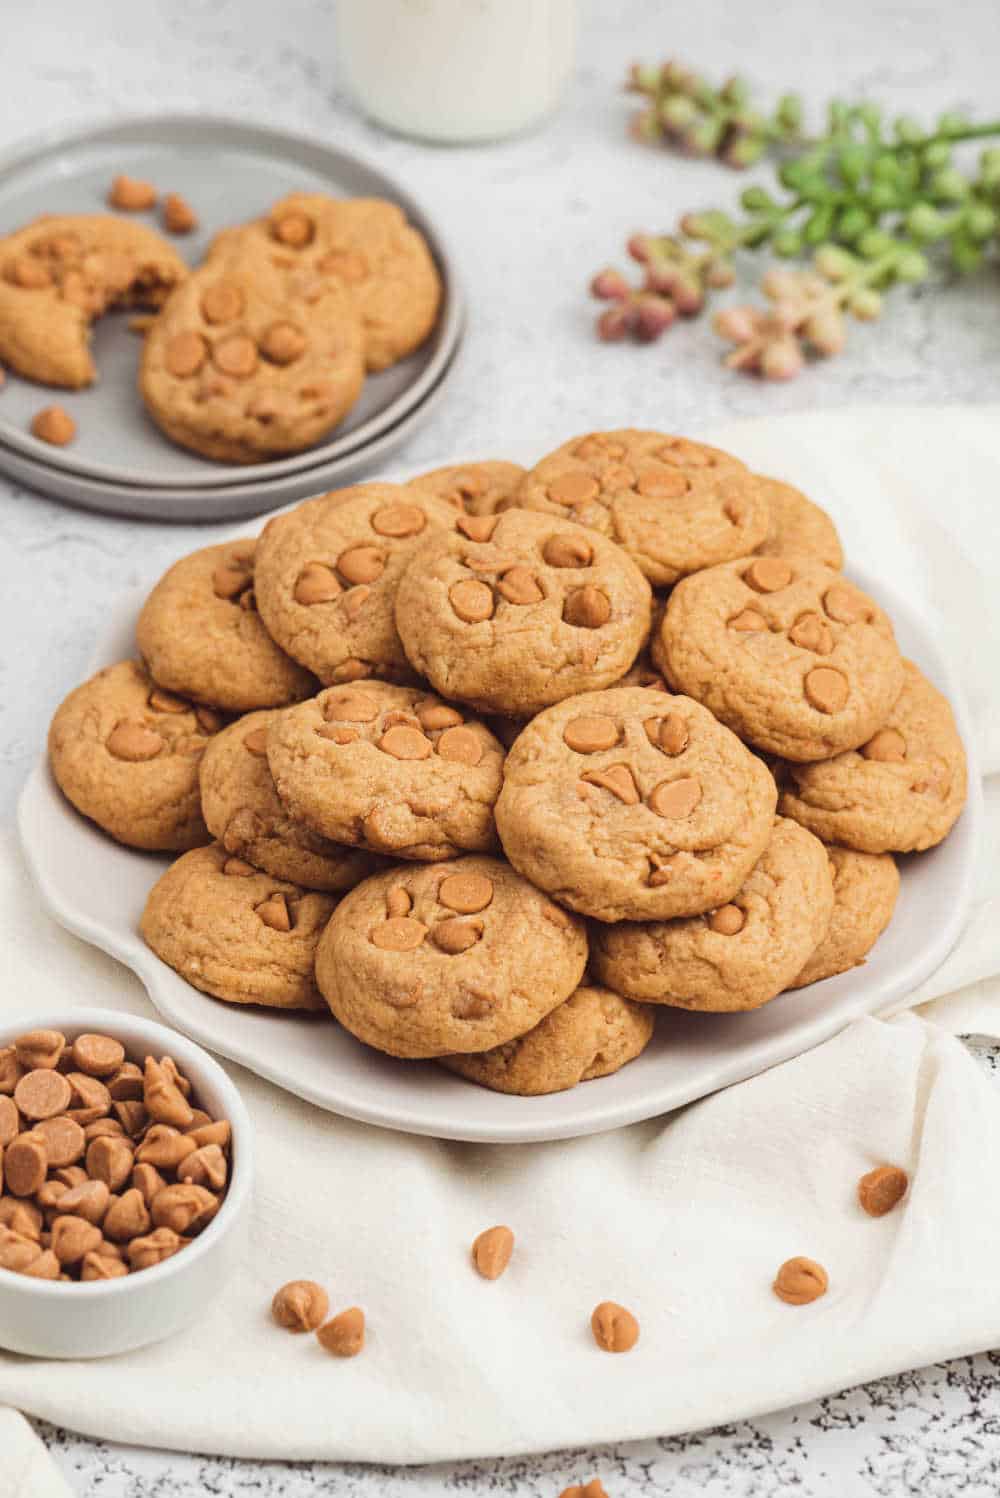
[2,0,999,1491]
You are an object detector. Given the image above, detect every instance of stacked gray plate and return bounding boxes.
[0,116,464,521]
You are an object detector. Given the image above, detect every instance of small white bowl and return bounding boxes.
[0,1006,253,1359]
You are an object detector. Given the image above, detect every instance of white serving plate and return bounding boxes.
[17,524,982,1144]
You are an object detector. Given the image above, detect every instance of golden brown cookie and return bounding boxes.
[210,194,441,372]
[394,508,653,716]
[407,461,526,516]
[0,214,186,388]
[654,558,904,761]
[140,251,364,463]
[140,843,335,1010]
[314,857,588,1057]
[136,539,316,713]
[790,846,899,988]
[495,687,777,922]
[440,983,654,1095]
[508,430,768,586]
[267,684,505,860]
[253,483,457,685]
[591,817,833,1010]
[198,709,378,892]
[755,477,844,569]
[777,660,967,851]
[48,661,220,851]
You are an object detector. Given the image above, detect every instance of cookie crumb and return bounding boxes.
[858,1164,908,1217]
[162,193,198,235]
[108,174,157,211]
[31,406,76,446]
[772,1256,828,1304]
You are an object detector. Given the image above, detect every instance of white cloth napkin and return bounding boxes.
[3,404,1000,1476]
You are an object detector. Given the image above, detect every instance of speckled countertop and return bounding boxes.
[3,0,999,1492]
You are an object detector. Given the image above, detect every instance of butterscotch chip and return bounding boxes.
[201,282,244,324]
[33,1115,85,1168]
[14,1030,65,1070]
[294,562,342,606]
[379,725,432,760]
[408,460,525,518]
[548,470,599,506]
[261,321,306,365]
[543,533,594,569]
[86,1134,134,1191]
[591,1301,639,1353]
[648,776,702,820]
[107,1061,144,1101]
[0,1199,41,1237]
[371,504,427,538]
[457,514,498,541]
[432,916,483,954]
[176,1143,227,1190]
[0,1229,42,1272]
[5,1134,48,1196]
[316,1306,365,1357]
[0,1096,19,1147]
[136,1124,197,1169]
[272,1279,330,1332]
[104,1187,152,1243]
[162,193,197,234]
[128,1227,185,1270]
[144,1056,195,1128]
[150,1182,217,1235]
[212,333,258,378]
[22,1249,63,1281]
[804,666,849,715]
[271,209,314,247]
[858,1164,908,1217]
[0,1048,24,1095]
[773,1256,828,1304]
[498,566,544,605]
[109,175,157,211]
[67,1073,111,1118]
[371,916,427,951]
[708,903,745,935]
[563,586,610,629]
[450,578,495,623]
[789,612,833,655]
[165,331,207,377]
[438,872,494,914]
[58,1179,111,1225]
[863,728,907,763]
[256,893,293,932]
[71,1034,125,1077]
[559,1480,609,1498]
[112,1099,148,1135]
[581,765,640,806]
[824,583,873,624]
[436,726,483,766]
[51,1214,103,1266]
[745,557,793,593]
[471,1224,514,1280]
[564,716,619,754]
[9,257,52,289]
[81,1251,129,1280]
[84,1118,125,1142]
[729,608,768,633]
[15,1069,72,1121]
[31,406,76,446]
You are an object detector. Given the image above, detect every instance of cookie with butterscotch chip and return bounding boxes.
[140,251,364,463]
[315,856,588,1058]
[592,817,834,1010]
[268,684,506,861]
[755,476,844,569]
[654,557,904,761]
[494,686,777,923]
[508,430,768,586]
[0,214,186,388]
[394,508,652,716]
[790,845,899,987]
[440,984,655,1095]
[407,460,526,516]
[136,540,315,712]
[778,660,967,851]
[140,843,336,1009]
[48,661,221,851]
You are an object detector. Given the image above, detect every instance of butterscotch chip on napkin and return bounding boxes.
[591,1301,639,1353]
[495,687,777,923]
[407,460,527,517]
[48,660,220,851]
[471,1225,514,1279]
[509,430,768,587]
[267,683,505,862]
[777,659,968,852]
[272,1280,329,1332]
[655,557,904,762]
[773,1256,828,1305]
[199,708,377,892]
[136,539,315,713]
[140,842,336,1010]
[754,477,844,570]
[442,985,654,1095]
[789,846,899,988]
[858,1164,908,1217]
[315,856,588,1058]
[316,1306,365,1357]
[592,817,834,1011]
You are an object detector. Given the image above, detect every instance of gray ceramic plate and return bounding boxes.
[0,114,463,505]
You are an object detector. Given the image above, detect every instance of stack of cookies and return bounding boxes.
[46,430,969,1098]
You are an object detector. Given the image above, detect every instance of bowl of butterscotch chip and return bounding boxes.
[0,1007,252,1358]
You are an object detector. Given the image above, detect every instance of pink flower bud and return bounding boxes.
[713,306,761,343]
[590,268,631,301]
[761,336,804,380]
[627,234,652,264]
[761,269,801,303]
[670,275,704,316]
[596,304,635,341]
[802,309,845,355]
[633,294,676,341]
[724,341,764,372]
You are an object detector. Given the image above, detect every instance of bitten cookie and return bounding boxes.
[136,539,316,712]
[314,857,588,1057]
[508,430,768,586]
[0,215,186,388]
[777,660,967,851]
[755,477,844,569]
[407,460,526,516]
[211,194,441,371]
[140,843,335,1010]
[790,846,899,988]
[440,984,655,1095]
[140,251,365,463]
[655,557,904,761]
[48,660,221,851]
[591,817,834,1011]
[494,687,777,922]
[394,509,653,716]
[198,709,378,893]
[254,484,457,685]
[267,684,505,860]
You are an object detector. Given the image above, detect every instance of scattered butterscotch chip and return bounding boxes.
[272,1279,330,1332]
[773,1256,828,1305]
[31,406,76,446]
[316,1306,365,1357]
[560,1482,610,1498]
[590,1301,639,1353]
[108,174,158,211]
[471,1224,514,1280]
[858,1164,908,1217]
[162,193,198,235]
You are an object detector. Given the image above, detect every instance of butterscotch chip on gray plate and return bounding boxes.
[754,477,844,570]
[592,817,834,1011]
[314,856,588,1058]
[494,687,777,923]
[407,460,527,517]
[48,660,221,851]
[140,843,336,1010]
[790,845,899,988]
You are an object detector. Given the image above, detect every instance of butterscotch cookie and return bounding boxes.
[0,214,186,388]
[211,194,441,372]
[267,684,505,860]
[407,461,526,517]
[777,660,967,851]
[140,251,364,463]
[592,817,833,1010]
[140,843,335,1010]
[755,477,844,569]
[136,539,315,712]
[655,558,904,761]
[440,984,654,1095]
[314,857,588,1057]
[394,509,652,716]
[494,687,777,922]
[790,846,899,988]
[48,661,220,851]
[254,484,457,685]
[508,430,768,586]
[199,709,377,892]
